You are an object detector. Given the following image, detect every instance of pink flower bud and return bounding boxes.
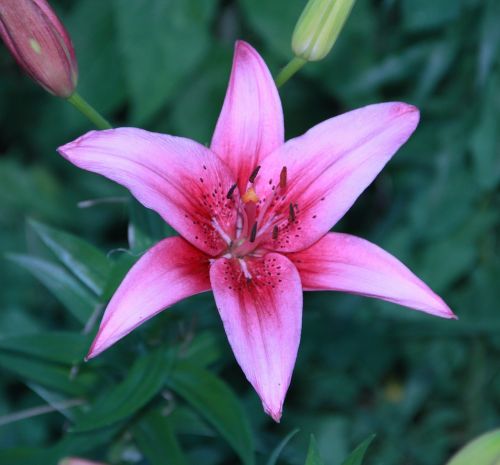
[0,0,78,97]
[59,458,108,465]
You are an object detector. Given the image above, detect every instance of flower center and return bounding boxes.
[220,165,297,260]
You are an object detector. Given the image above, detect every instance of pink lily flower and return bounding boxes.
[58,41,455,422]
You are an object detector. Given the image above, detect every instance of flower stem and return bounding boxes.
[275,56,307,88]
[67,92,112,130]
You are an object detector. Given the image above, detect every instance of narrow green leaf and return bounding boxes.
[0,352,95,396]
[128,198,175,253]
[6,254,99,324]
[341,434,376,465]
[101,254,137,302]
[55,425,122,459]
[305,435,324,465]
[267,428,300,465]
[29,219,111,296]
[167,363,255,465]
[134,410,188,465]
[0,331,90,365]
[0,447,54,465]
[176,331,223,368]
[168,406,216,437]
[73,350,169,431]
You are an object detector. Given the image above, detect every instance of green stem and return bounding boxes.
[275,56,307,88]
[67,92,113,130]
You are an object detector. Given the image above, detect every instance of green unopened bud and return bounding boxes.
[292,0,356,61]
[446,429,500,465]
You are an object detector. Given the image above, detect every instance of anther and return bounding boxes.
[226,183,237,199]
[249,165,261,183]
[289,203,296,222]
[280,166,287,189]
[272,225,279,240]
[249,222,258,243]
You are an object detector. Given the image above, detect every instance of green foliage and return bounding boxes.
[6,254,99,324]
[73,350,170,432]
[267,428,300,465]
[29,219,112,297]
[305,436,325,465]
[133,410,188,465]
[341,435,376,465]
[167,363,255,465]
[1,0,500,464]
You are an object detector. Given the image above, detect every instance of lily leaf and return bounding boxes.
[167,363,255,465]
[267,428,300,465]
[134,410,188,465]
[0,331,90,365]
[128,198,176,254]
[305,435,324,465]
[6,253,99,325]
[0,352,95,396]
[341,434,376,465]
[29,219,111,296]
[73,350,169,431]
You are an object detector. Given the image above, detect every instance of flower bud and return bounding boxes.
[292,0,356,61]
[0,0,78,97]
[59,458,108,465]
[446,429,500,465]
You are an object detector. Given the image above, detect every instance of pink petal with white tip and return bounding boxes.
[87,237,211,359]
[210,253,302,422]
[256,102,420,253]
[58,128,239,256]
[211,41,284,193]
[288,233,455,318]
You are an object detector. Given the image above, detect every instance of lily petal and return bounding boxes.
[256,102,420,252]
[210,253,302,421]
[211,41,284,193]
[58,128,238,256]
[87,237,211,359]
[288,233,455,318]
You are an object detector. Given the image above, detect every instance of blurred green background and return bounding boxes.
[1,0,500,464]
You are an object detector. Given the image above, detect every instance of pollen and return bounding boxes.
[242,187,259,203]
[226,183,237,199]
[249,165,261,183]
[280,166,287,189]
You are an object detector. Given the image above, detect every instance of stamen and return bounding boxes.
[211,218,232,245]
[289,203,295,222]
[239,259,252,280]
[272,225,279,240]
[280,166,287,189]
[249,165,261,183]
[249,222,258,243]
[226,183,237,199]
